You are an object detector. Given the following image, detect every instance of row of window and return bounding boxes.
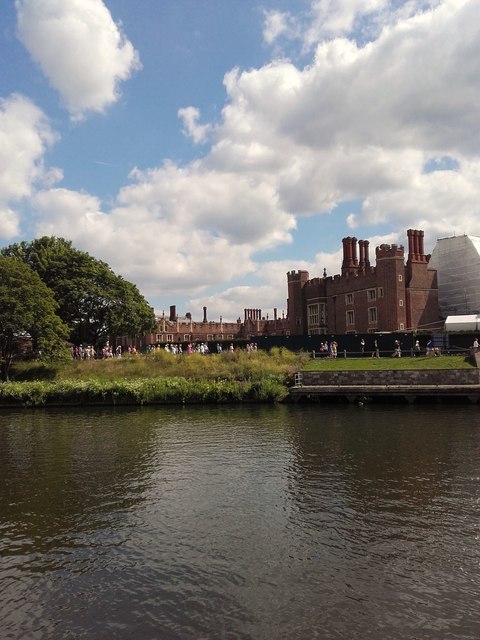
[346,308,377,325]
[345,287,385,305]
[308,295,405,328]
[156,334,235,342]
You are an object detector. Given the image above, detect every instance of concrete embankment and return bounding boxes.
[288,368,480,404]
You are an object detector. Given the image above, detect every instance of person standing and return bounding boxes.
[393,339,401,357]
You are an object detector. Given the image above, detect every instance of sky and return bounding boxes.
[1,0,480,322]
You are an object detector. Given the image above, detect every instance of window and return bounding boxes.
[345,293,354,305]
[184,334,190,341]
[307,303,326,328]
[398,274,403,282]
[399,299,404,307]
[399,323,405,330]
[207,334,213,340]
[368,307,377,323]
[320,303,326,324]
[378,287,384,298]
[308,304,319,327]
[156,334,163,342]
[346,310,355,325]
[368,289,377,301]
[296,317,302,326]
[166,334,173,342]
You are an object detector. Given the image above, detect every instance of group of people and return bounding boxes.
[71,343,137,359]
[315,341,338,358]
[71,345,97,360]
[72,340,260,359]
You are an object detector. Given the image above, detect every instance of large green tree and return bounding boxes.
[1,237,156,346]
[0,257,70,380]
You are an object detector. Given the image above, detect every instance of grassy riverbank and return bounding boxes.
[1,349,308,407]
[1,350,474,407]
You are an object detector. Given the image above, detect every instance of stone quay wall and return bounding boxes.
[300,369,480,387]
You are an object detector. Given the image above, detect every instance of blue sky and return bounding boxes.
[1,0,479,321]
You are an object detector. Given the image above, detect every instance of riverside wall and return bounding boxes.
[300,369,480,386]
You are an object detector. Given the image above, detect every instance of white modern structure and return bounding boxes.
[429,235,480,318]
[444,314,480,333]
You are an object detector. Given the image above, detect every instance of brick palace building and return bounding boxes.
[286,229,439,335]
[116,228,440,349]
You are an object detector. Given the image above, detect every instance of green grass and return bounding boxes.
[302,355,474,371]
[2,348,308,406]
[3,349,476,407]
[11,347,308,383]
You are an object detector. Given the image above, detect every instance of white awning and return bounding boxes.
[444,314,480,332]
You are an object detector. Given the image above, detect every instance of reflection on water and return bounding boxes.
[1,405,479,639]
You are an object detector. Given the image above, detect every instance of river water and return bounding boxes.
[1,404,479,639]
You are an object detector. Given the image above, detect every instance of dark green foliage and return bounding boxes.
[0,257,69,380]
[1,237,156,346]
[0,377,286,407]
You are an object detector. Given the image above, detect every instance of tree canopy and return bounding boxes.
[0,257,69,380]
[1,237,156,346]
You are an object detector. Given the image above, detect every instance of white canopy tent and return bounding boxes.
[444,314,480,333]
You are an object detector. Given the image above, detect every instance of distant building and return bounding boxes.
[428,235,480,318]
[115,304,289,350]
[287,229,439,335]
[115,228,440,350]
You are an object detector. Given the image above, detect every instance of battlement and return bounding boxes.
[287,269,309,281]
[375,243,405,259]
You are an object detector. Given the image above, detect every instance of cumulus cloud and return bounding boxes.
[304,0,389,46]
[16,0,141,119]
[0,209,21,238]
[7,0,480,315]
[0,94,60,238]
[31,183,258,298]
[178,107,213,144]
[262,10,298,45]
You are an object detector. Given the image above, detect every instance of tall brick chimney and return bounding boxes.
[341,237,358,275]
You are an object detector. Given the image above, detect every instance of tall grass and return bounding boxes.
[0,376,289,407]
[11,347,307,383]
[2,348,304,407]
[4,349,474,407]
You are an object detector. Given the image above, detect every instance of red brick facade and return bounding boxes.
[118,229,439,350]
[287,229,439,335]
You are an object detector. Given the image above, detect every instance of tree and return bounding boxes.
[0,257,69,381]
[1,237,156,346]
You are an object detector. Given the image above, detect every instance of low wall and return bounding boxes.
[301,369,480,386]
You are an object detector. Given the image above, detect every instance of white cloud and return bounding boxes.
[0,209,21,238]
[16,0,141,120]
[304,0,389,46]
[178,107,212,144]
[7,0,480,315]
[0,94,60,236]
[262,10,298,45]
